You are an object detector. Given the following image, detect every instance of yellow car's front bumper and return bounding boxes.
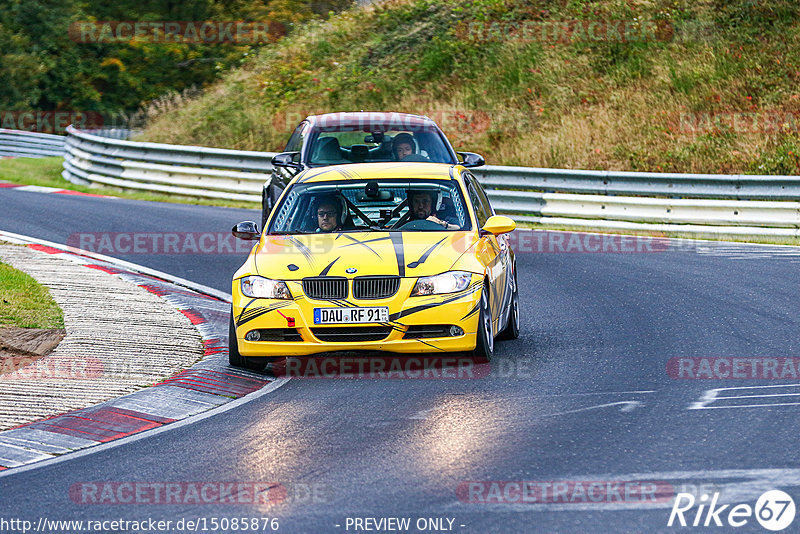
[232,276,483,358]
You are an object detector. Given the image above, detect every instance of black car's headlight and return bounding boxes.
[410,271,472,296]
[240,276,292,299]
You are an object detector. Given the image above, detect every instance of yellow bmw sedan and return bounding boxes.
[229,162,518,370]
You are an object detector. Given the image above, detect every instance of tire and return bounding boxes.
[469,284,494,362]
[228,309,268,371]
[497,271,519,341]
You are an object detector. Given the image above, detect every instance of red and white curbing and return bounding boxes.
[0,181,114,198]
[0,231,283,472]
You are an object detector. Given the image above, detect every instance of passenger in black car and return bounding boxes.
[393,133,414,161]
[392,133,430,162]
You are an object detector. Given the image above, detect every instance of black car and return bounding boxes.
[261,111,485,227]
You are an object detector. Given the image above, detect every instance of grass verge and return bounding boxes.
[0,157,258,210]
[140,0,800,176]
[0,257,64,329]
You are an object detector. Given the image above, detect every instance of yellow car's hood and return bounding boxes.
[253,231,479,279]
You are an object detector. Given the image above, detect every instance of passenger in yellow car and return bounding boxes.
[408,190,459,230]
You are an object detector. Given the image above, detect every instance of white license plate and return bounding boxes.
[313,307,389,324]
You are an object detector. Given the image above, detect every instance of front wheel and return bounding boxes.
[229,309,269,371]
[497,271,519,340]
[469,285,494,362]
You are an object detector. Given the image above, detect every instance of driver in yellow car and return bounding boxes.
[315,196,343,233]
[409,190,458,230]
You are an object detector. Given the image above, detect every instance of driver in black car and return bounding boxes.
[408,190,458,230]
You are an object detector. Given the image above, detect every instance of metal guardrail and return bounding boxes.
[0,129,66,158]
[60,127,800,237]
[62,126,274,202]
[485,190,800,237]
[472,166,800,201]
[473,167,800,236]
[81,128,140,140]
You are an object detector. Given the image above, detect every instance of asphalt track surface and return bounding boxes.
[2,187,800,533]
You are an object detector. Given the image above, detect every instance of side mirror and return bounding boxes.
[232,221,260,240]
[457,151,485,168]
[480,215,516,236]
[271,151,302,170]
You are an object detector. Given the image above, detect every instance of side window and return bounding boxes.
[466,177,489,228]
[470,174,495,216]
[284,122,307,152]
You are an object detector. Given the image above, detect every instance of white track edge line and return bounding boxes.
[0,378,290,479]
[0,229,231,302]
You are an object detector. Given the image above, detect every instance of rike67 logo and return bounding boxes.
[668,490,796,531]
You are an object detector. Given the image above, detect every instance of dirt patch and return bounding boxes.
[0,327,65,375]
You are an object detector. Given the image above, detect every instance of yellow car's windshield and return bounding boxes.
[268,179,472,234]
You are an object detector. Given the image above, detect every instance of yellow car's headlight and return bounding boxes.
[240,276,292,299]
[410,271,472,297]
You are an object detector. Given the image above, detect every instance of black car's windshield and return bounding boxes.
[268,179,472,234]
[306,127,455,166]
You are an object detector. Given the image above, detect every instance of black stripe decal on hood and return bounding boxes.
[340,234,389,257]
[319,257,340,276]
[286,236,314,266]
[407,237,447,269]
[390,232,405,277]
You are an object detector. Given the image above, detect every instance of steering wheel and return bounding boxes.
[396,218,445,231]
[400,154,431,162]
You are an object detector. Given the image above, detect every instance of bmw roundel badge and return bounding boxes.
[346,267,357,274]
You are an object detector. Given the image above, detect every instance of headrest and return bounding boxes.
[314,137,342,162]
[350,144,369,162]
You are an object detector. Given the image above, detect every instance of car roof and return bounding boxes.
[305,112,438,130]
[295,162,463,184]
